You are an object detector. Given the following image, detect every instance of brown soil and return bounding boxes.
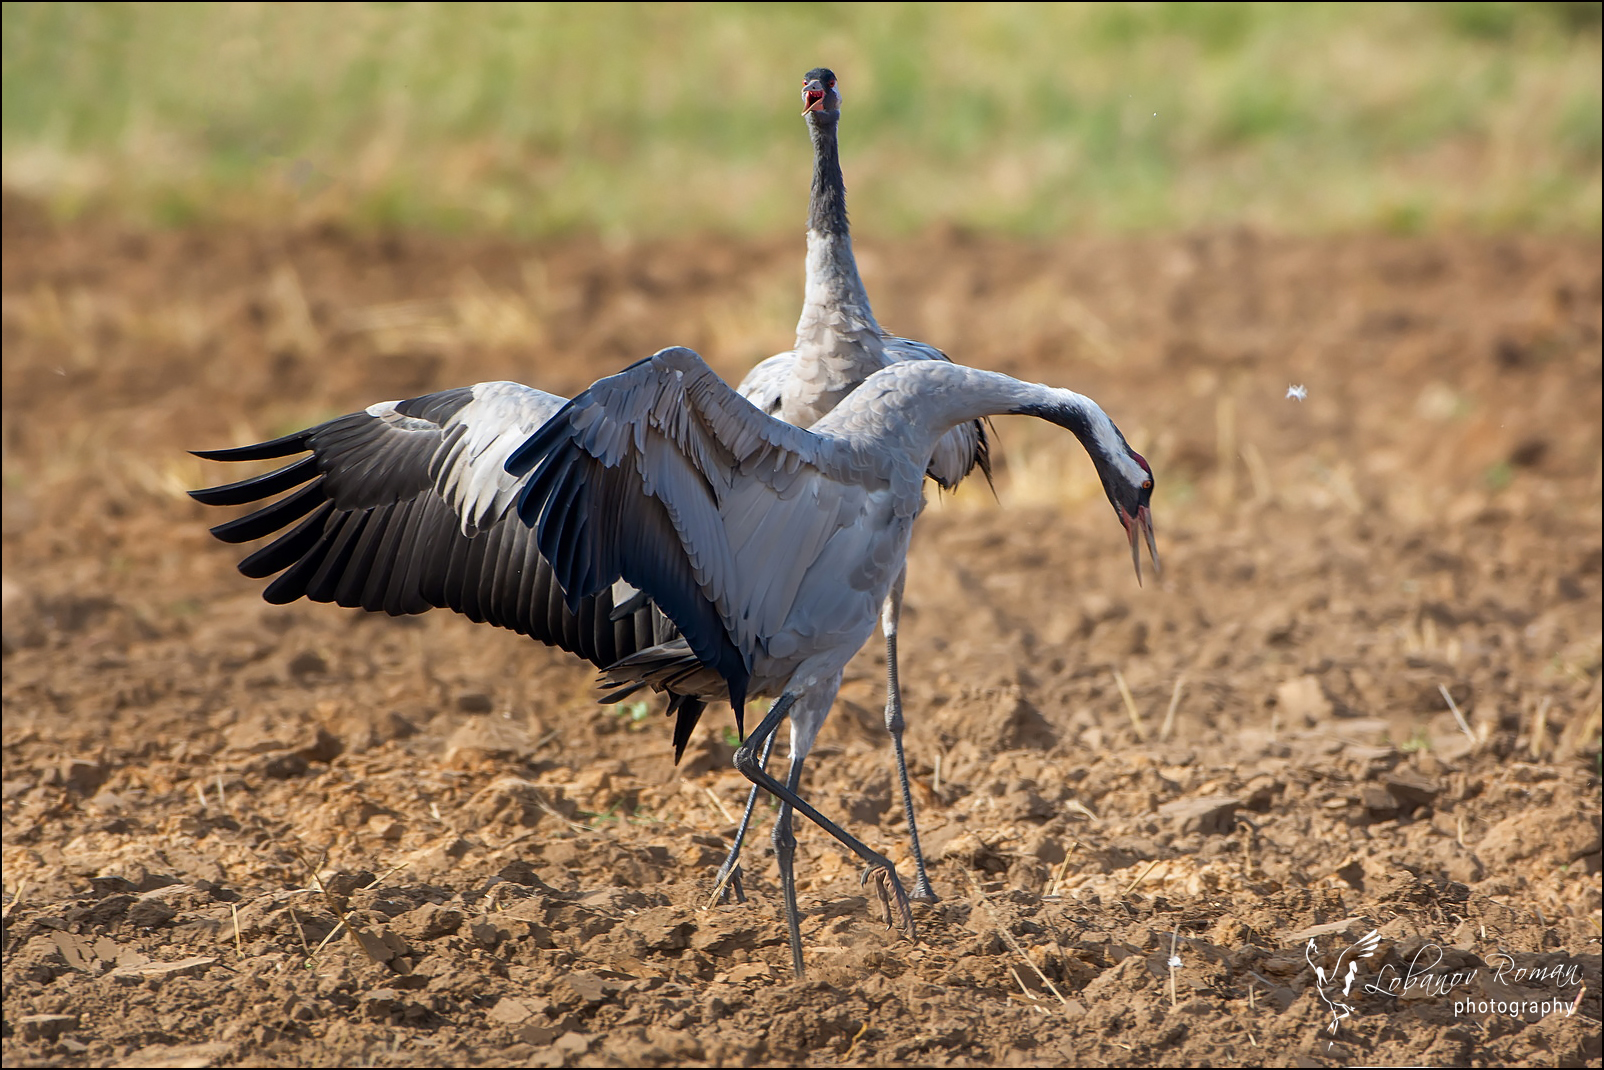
[3,195,1601,1067]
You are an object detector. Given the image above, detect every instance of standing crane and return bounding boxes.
[508,345,1158,977]
[714,67,992,906]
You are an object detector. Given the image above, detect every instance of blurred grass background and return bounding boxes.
[3,2,1600,237]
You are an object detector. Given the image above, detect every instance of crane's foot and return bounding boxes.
[862,862,938,905]
[708,860,746,907]
[858,862,918,941]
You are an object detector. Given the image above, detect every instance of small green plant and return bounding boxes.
[612,700,651,731]
[582,802,661,828]
[584,801,624,825]
[1399,726,1433,753]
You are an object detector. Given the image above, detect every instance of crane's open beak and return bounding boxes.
[1120,504,1161,586]
[802,87,826,114]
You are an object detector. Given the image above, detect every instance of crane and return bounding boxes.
[508,345,1159,976]
[713,67,992,906]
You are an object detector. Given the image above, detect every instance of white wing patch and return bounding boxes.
[435,381,566,535]
[366,400,439,433]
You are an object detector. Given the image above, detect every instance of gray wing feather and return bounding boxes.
[510,348,873,696]
[724,476,862,643]
[735,350,796,416]
[880,337,947,364]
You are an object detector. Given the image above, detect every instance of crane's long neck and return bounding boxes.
[816,362,1140,493]
[784,112,885,428]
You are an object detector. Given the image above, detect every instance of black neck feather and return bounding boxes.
[808,116,849,237]
[1016,399,1099,457]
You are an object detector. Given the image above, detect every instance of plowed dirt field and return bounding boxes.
[3,196,1600,1066]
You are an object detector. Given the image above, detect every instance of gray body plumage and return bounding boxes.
[739,337,985,492]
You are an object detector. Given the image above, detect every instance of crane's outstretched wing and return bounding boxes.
[190,381,668,670]
[509,347,880,722]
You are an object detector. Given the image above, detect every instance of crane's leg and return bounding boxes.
[708,730,779,906]
[734,691,917,972]
[881,568,938,903]
[771,754,807,978]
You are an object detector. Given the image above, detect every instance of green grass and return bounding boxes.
[3,2,1600,236]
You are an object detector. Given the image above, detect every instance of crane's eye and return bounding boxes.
[1141,479,1152,490]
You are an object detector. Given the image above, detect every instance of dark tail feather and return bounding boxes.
[668,695,708,763]
[976,417,998,496]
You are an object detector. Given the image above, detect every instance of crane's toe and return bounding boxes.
[860,862,918,941]
[862,861,939,906]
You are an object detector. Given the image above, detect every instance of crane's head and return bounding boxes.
[802,68,840,117]
[1012,390,1161,585]
[1076,417,1160,586]
[1108,447,1160,586]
